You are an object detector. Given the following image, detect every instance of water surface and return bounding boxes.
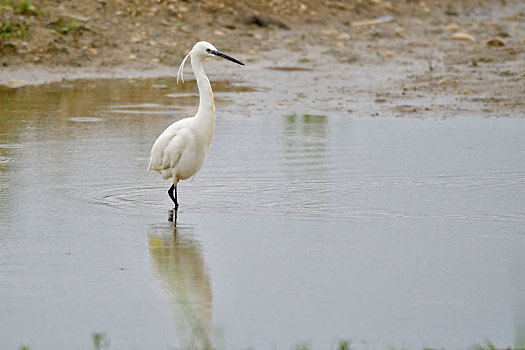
[1,78,524,349]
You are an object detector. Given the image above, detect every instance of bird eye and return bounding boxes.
[206,48,211,53]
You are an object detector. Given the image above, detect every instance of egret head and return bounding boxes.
[177,41,244,83]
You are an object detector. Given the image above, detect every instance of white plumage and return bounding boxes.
[148,41,244,212]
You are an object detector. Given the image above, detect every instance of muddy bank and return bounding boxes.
[1,0,524,118]
[0,0,433,67]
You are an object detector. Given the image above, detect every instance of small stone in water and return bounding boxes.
[128,54,137,60]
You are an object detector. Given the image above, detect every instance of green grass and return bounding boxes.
[0,20,28,38]
[0,1,41,16]
[0,1,38,43]
[47,17,97,35]
[471,339,499,350]
[337,339,351,350]
[15,335,521,350]
[92,332,110,350]
[54,18,78,35]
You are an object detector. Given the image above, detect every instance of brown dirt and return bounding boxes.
[0,0,438,67]
[1,0,524,117]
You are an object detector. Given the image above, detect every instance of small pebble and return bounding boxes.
[486,38,505,47]
[322,29,339,35]
[168,7,177,16]
[6,79,26,88]
[451,32,476,42]
[444,23,459,31]
[486,21,501,28]
[445,4,458,16]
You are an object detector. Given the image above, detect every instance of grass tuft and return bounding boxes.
[1,20,28,38]
[92,331,110,350]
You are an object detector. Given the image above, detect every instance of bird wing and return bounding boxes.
[148,127,188,172]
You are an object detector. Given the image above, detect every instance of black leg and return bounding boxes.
[167,183,179,211]
[167,181,180,223]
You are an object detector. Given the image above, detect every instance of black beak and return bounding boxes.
[211,50,244,66]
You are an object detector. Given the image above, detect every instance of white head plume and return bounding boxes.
[176,50,192,84]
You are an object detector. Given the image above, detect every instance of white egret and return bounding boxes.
[148,41,244,213]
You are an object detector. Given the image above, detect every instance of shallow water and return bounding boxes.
[1,77,524,350]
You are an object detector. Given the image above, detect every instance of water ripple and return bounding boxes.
[53,170,525,224]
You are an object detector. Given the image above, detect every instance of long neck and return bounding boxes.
[191,56,215,120]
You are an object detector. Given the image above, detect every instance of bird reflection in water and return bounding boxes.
[168,208,177,223]
[149,223,213,349]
